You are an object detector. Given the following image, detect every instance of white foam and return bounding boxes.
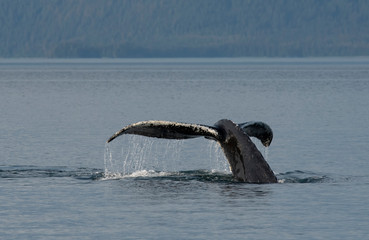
[101,171,124,180]
[278,179,285,183]
[102,169,171,180]
[128,169,169,178]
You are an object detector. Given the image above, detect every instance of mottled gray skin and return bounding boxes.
[107,119,277,183]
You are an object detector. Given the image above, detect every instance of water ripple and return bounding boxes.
[276,170,332,183]
[0,165,103,180]
[1,166,359,184]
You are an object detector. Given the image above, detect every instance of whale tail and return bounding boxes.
[107,120,273,145]
[107,119,277,183]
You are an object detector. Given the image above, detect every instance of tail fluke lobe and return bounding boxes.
[107,120,220,143]
[238,121,273,147]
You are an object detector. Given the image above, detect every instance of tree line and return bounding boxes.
[1,0,369,57]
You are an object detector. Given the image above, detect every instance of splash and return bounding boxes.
[104,136,153,177]
[104,135,184,178]
[264,146,269,162]
[126,170,172,178]
[207,141,230,173]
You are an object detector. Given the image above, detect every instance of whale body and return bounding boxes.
[107,119,277,183]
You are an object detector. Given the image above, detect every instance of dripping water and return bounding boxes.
[104,135,185,178]
[207,141,230,173]
[264,146,269,162]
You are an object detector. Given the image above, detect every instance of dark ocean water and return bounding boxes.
[1,58,369,239]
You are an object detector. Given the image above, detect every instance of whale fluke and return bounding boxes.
[107,119,277,183]
[107,120,221,142]
[238,121,273,147]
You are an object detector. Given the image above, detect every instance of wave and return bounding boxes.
[276,170,331,183]
[113,169,334,184]
[103,169,234,183]
[0,165,351,184]
[0,165,104,180]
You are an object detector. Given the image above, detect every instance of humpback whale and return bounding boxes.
[107,119,277,183]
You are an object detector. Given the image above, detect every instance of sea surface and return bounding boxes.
[1,58,369,239]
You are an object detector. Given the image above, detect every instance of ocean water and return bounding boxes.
[1,58,369,239]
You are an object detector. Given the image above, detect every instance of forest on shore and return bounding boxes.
[1,0,369,57]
